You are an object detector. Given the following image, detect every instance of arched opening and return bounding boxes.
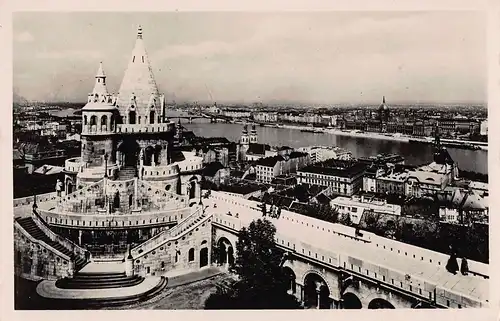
[154,145,162,165]
[101,115,108,131]
[90,115,97,132]
[342,292,362,309]
[118,138,140,167]
[110,115,115,131]
[175,250,180,263]
[84,115,88,125]
[150,110,155,124]
[176,178,182,195]
[113,191,120,210]
[129,110,136,124]
[304,273,330,309]
[282,267,296,294]
[65,178,74,195]
[200,247,209,267]
[188,248,195,262]
[217,238,234,267]
[189,180,197,199]
[227,246,234,267]
[128,194,133,207]
[144,146,155,166]
[368,298,395,309]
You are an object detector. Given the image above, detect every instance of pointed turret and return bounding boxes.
[116,25,163,120]
[92,62,109,96]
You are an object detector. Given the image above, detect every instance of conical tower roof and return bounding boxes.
[82,61,116,111]
[92,62,109,95]
[116,25,162,116]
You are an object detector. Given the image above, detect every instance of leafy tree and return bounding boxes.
[338,213,353,227]
[205,219,301,309]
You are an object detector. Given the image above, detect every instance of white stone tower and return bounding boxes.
[115,25,166,125]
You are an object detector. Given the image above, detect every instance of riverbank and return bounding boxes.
[268,124,488,151]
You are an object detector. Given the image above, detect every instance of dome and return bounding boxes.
[379,96,389,111]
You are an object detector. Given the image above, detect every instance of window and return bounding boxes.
[188,248,195,262]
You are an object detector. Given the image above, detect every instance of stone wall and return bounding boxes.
[133,217,212,276]
[81,136,114,166]
[14,223,73,280]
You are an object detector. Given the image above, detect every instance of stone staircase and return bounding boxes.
[117,166,136,180]
[131,207,210,259]
[16,217,86,269]
[55,271,144,289]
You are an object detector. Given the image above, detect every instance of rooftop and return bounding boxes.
[299,161,367,178]
[255,155,284,167]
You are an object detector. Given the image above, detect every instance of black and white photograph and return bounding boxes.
[11,10,490,311]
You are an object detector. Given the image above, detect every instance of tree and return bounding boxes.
[338,213,352,227]
[205,218,301,309]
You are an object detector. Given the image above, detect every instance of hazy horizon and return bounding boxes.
[13,12,487,105]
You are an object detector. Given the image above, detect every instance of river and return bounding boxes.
[180,122,487,176]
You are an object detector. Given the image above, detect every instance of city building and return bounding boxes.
[255,155,284,183]
[297,160,367,196]
[252,111,278,123]
[480,119,488,136]
[298,146,352,163]
[437,187,488,225]
[330,195,402,224]
[202,161,229,186]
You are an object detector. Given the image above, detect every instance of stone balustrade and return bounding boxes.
[116,123,175,134]
[32,208,88,260]
[13,192,57,208]
[64,157,85,173]
[131,206,206,258]
[141,164,179,179]
[38,206,192,230]
[14,220,74,279]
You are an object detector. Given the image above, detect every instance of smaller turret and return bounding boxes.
[174,119,183,147]
[241,124,249,145]
[250,124,258,144]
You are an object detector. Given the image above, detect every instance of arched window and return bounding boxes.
[101,115,108,131]
[188,248,195,262]
[110,115,115,131]
[84,115,88,125]
[129,194,133,207]
[90,115,97,126]
[129,110,136,124]
[150,110,155,124]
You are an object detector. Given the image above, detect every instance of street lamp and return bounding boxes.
[104,153,109,178]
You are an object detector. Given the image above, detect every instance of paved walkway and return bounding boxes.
[80,261,125,274]
[36,265,223,301]
[36,276,162,300]
[165,266,224,288]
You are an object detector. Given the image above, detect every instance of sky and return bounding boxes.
[13,11,487,104]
